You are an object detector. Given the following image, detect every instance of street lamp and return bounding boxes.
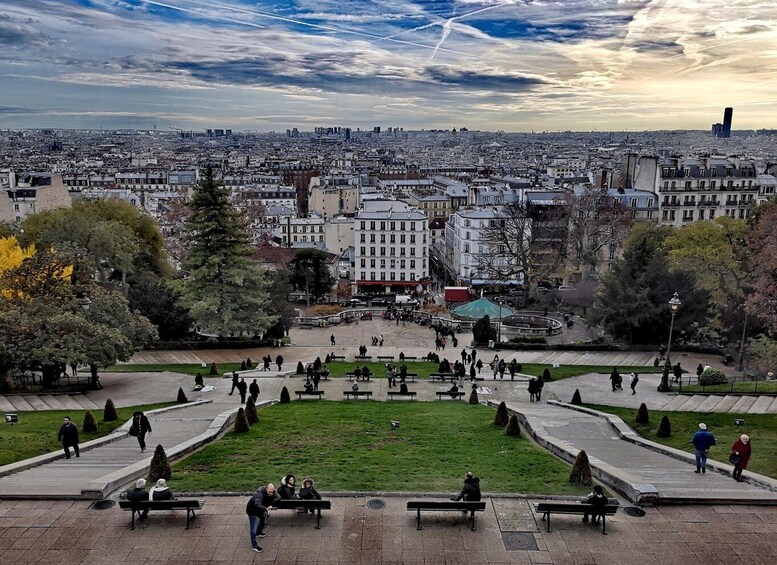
[659,292,681,392]
[77,296,92,310]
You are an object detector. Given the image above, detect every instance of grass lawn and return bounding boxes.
[587,404,777,480]
[0,402,175,467]
[104,363,243,377]
[173,401,592,495]
[322,361,653,381]
[679,381,777,394]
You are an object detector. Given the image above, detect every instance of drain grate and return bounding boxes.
[366,498,386,510]
[91,500,116,511]
[502,532,538,551]
[623,507,646,517]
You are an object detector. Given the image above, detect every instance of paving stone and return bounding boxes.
[711,395,740,413]
[748,396,775,414]
[729,396,756,413]
[39,395,67,410]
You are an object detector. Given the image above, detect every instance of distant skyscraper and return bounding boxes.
[722,107,733,138]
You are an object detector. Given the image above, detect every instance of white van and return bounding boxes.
[395,294,418,306]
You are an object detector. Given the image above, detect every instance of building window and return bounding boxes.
[380,221,386,230]
[371,272,376,280]
[360,246,366,255]
[630,198,638,208]
[710,181,716,189]
[410,259,416,269]
[360,234,365,243]
[360,259,366,267]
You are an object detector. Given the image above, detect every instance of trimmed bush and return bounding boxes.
[209,362,219,376]
[571,389,582,405]
[246,357,254,369]
[234,408,250,433]
[569,450,593,486]
[245,396,259,425]
[280,386,291,404]
[656,415,672,438]
[469,389,479,405]
[515,363,522,372]
[177,387,188,403]
[635,403,649,424]
[473,315,497,344]
[542,368,552,381]
[699,368,728,386]
[103,398,118,422]
[494,401,509,427]
[296,361,305,374]
[148,444,172,481]
[240,360,247,371]
[505,414,521,437]
[82,410,98,433]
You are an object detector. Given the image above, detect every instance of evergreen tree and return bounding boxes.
[82,410,98,432]
[296,361,305,374]
[234,407,250,433]
[494,401,509,427]
[245,396,259,424]
[180,167,276,337]
[542,368,551,381]
[569,450,593,486]
[505,414,521,437]
[472,315,496,344]
[288,249,337,303]
[468,388,479,405]
[571,389,582,405]
[635,403,649,424]
[246,357,253,369]
[148,444,172,481]
[177,387,188,403]
[656,415,672,438]
[280,386,291,404]
[209,362,219,375]
[103,398,118,422]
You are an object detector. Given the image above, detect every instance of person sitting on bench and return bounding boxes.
[300,477,321,514]
[399,381,409,394]
[448,383,459,395]
[451,471,481,501]
[582,485,608,523]
[150,478,173,501]
[352,381,359,392]
[304,379,314,394]
[126,478,150,518]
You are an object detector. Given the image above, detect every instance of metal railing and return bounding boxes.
[676,374,775,394]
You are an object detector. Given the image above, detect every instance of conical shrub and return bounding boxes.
[656,415,672,438]
[494,401,509,427]
[505,414,520,437]
[209,362,219,375]
[234,407,250,433]
[148,444,172,481]
[245,396,259,425]
[241,360,247,371]
[280,386,291,404]
[468,389,479,405]
[296,361,305,374]
[103,398,118,422]
[635,403,649,424]
[177,387,188,403]
[571,389,582,405]
[569,449,593,486]
[82,410,98,433]
[246,357,254,369]
[542,368,552,381]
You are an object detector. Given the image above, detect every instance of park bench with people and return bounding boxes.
[354,355,372,361]
[387,390,417,400]
[406,500,486,531]
[295,390,325,400]
[534,501,619,534]
[329,354,345,361]
[119,499,204,530]
[436,391,466,400]
[343,390,373,400]
[346,372,372,381]
[429,373,457,382]
[271,499,332,529]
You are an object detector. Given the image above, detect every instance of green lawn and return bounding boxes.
[323,361,652,381]
[172,401,593,495]
[0,403,175,466]
[104,363,243,377]
[587,404,777,479]
[679,381,777,394]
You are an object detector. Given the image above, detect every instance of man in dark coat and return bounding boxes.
[236,378,248,404]
[246,484,281,552]
[57,416,80,458]
[130,411,152,452]
[249,379,260,402]
[229,372,239,395]
[126,478,150,518]
[451,471,481,501]
[276,355,284,370]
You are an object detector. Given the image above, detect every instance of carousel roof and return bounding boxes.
[452,297,512,320]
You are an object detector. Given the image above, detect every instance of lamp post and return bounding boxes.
[659,292,681,392]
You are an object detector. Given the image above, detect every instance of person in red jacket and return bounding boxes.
[730,434,752,482]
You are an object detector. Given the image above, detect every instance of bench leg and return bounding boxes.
[186,508,196,529]
[416,508,422,530]
[469,510,477,531]
[130,509,137,530]
[601,514,607,535]
[315,508,321,529]
[544,512,551,532]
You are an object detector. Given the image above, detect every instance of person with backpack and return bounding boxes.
[129,411,152,452]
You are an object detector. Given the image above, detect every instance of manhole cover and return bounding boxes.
[502,532,538,551]
[623,507,646,517]
[366,498,386,510]
[91,500,116,510]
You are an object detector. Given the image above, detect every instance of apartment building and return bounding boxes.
[0,172,71,223]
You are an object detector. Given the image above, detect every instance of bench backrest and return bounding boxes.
[407,501,486,510]
[119,499,204,510]
[535,502,619,514]
[272,499,331,509]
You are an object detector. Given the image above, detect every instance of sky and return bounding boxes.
[1,0,776,132]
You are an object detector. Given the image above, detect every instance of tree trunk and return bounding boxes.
[41,364,58,389]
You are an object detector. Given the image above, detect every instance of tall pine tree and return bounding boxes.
[180,167,276,337]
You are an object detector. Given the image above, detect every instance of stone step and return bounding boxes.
[694,395,723,412]
[676,395,706,411]
[0,395,16,412]
[39,395,68,410]
[71,396,100,410]
[5,395,34,411]
[56,395,86,410]
[23,395,49,410]
[729,396,756,413]
[711,395,739,412]
[664,395,693,411]
[767,398,777,414]
[748,396,775,414]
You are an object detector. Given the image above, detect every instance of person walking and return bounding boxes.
[57,416,80,459]
[246,484,280,552]
[249,379,260,402]
[451,471,481,501]
[730,434,752,482]
[610,368,621,392]
[236,378,248,404]
[690,423,717,473]
[130,411,152,452]
[229,372,239,395]
[276,354,284,370]
[629,372,639,395]
[330,334,336,346]
[536,376,544,401]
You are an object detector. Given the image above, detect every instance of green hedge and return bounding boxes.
[699,368,728,386]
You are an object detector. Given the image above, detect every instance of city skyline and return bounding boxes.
[1,0,776,132]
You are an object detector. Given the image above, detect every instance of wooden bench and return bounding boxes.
[119,499,204,530]
[271,499,332,529]
[377,355,395,361]
[400,356,417,361]
[343,390,373,400]
[436,391,466,400]
[387,391,417,400]
[429,373,457,382]
[398,374,417,383]
[354,355,372,361]
[534,502,619,535]
[330,355,345,361]
[295,390,325,400]
[346,373,372,382]
[407,500,486,531]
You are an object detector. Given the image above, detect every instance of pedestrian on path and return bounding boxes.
[249,379,260,402]
[229,372,239,395]
[236,378,248,404]
[130,411,152,452]
[246,484,280,553]
[730,434,752,482]
[57,417,79,458]
[276,354,284,370]
[629,372,639,395]
[330,334,336,346]
[610,367,621,392]
[691,423,717,473]
[263,355,271,371]
[536,376,544,401]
